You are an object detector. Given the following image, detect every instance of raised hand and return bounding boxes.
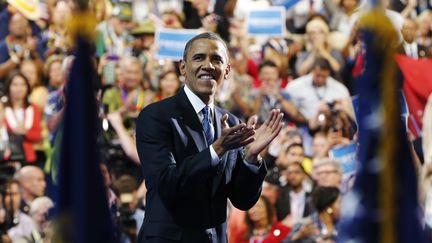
[244,109,284,161]
[212,114,255,157]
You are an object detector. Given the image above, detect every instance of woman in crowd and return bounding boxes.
[44,55,65,92]
[296,19,345,77]
[3,72,42,164]
[156,70,181,101]
[234,195,291,243]
[284,186,341,242]
[41,0,72,57]
[20,60,48,110]
[416,10,432,49]
[323,0,360,35]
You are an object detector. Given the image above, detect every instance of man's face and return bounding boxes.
[314,164,341,187]
[9,13,29,39]
[312,67,330,87]
[122,62,142,91]
[285,164,304,188]
[402,19,417,43]
[180,38,230,103]
[27,170,46,198]
[111,17,127,36]
[259,66,280,88]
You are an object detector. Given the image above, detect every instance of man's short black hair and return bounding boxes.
[312,57,332,72]
[183,32,228,61]
[258,60,279,73]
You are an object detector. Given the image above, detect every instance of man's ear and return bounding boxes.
[224,64,231,79]
[179,60,186,76]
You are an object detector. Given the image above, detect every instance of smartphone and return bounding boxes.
[103,55,119,85]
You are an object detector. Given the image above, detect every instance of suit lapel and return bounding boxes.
[214,107,223,140]
[175,90,233,196]
[175,89,207,152]
[212,107,233,195]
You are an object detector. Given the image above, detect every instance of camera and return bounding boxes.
[326,101,339,118]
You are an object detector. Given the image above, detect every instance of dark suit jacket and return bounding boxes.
[397,42,432,58]
[136,88,267,243]
[275,185,314,221]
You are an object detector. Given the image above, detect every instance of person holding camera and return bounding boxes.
[3,179,37,242]
[113,175,145,243]
[308,99,355,148]
[253,60,304,125]
[286,58,350,123]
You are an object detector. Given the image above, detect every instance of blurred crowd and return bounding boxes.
[0,0,429,242]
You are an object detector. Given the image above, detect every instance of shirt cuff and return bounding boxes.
[243,156,263,174]
[209,145,220,167]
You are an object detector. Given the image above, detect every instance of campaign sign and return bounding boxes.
[329,142,358,176]
[246,7,286,36]
[155,29,201,60]
[272,0,302,9]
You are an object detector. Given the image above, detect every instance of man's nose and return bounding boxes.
[202,59,215,70]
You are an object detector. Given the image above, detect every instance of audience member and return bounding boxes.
[283,186,341,242]
[286,58,350,122]
[4,180,37,242]
[3,72,43,164]
[313,158,343,188]
[233,195,291,243]
[15,166,46,214]
[276,162,314,228]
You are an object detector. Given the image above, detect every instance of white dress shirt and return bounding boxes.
[289,189,306,224]
[404,42,419,59]
[183,85,261,172]
[184,85,219,166]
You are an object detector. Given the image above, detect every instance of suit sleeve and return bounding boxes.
[226,117,267,211]
[136,106,218,207]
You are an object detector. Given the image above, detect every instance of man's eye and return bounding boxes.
[213,59,223,64]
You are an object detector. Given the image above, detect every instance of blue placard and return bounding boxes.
[155,29,201,60]
[247,7,286,36]
[272,0,302,9]
[329,142,358,175]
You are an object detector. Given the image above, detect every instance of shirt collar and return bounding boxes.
[289,189,306,198]
[184,85,214,115]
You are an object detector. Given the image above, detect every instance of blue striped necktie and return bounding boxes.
[201,106,214,146]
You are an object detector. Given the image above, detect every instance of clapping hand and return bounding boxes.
[212,109,284,161]
[244,109,284,163]
[212,114,256,157]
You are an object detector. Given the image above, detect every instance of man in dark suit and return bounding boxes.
[275,162,314,227]
[401,17,432,59]
[136,32,284,243]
